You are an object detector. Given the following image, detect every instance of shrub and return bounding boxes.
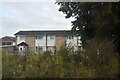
[2,44,119,78]
[84,39,119,78]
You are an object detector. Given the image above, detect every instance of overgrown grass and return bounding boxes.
[2,45,119,78]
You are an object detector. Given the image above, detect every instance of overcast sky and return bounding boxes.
[0,1,74,38]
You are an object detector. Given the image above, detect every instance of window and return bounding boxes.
[2,42,12,45]
[6,42,12,45]
[20,48,22,51]
[2,42,6,45]
[50,36,55,39]
[47,46,55,52]
[36,36,43,39]
[68,36,74,39]
[36,46,43,53]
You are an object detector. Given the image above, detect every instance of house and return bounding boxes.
[0,36,16,52]
[17,42,29,55]
[14,30,81,53]
[17,42,28,52]
[0,36,15,47]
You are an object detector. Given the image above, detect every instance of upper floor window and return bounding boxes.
[36,35,43,39]
[68,36,74,40]
[50,35,55,39]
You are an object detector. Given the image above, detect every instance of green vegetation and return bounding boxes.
[2,45,119,78]
[1,2,120,78]
[56,2,120,55]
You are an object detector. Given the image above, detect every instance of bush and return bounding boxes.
[84,39,119,78]
[2,44,119,78]
[2,50,23,78]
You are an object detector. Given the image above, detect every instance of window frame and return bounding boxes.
[36,35,43,40]
[36,46,43,53]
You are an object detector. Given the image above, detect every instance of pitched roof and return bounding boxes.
[0,36,15,42]
[14,30,74,36]
[17,42,28,46]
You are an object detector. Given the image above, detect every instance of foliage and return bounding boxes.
[2,50,23,78]
[56,2,120,55]
[84,39,119,77]
[55,2,120,78]
[2,47,119,78]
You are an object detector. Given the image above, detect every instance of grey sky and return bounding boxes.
[1,0,118,38]
[0,1,74,38]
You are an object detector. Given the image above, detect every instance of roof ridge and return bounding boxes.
[19,30,71,31]
[14,30,73,35]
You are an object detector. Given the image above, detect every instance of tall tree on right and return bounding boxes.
[56,2,120,55]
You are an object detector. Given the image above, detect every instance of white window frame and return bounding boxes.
[36,35,43,40]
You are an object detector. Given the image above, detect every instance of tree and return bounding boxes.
[56,2,120,55]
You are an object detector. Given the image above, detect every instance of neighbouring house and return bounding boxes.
[14,30,81,53]
[0,36,16,52]
[17,42,28,52]
[17,42,29,55]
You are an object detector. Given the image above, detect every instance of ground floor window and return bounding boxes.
[47,46,55,52]
[35,46,56,53]
[36,46,43,53]
[2,42,12,45]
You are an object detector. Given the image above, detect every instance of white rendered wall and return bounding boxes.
[35,35,46,46]
[66,36,78,47]
[35,35,46,51]
[35,35,55,52]
[18,46,24,51]
[47,35,55,46]
[12,42,15,46]
[77,36,82,46]
[16,35,25,45]
[66,36,82,51]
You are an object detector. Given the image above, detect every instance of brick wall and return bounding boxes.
[25,36,35,52]
[55,35,66,51]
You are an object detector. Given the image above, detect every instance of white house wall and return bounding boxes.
[18,46,24,51]
[66,36,82,51]
[77,36,82,46]
[66,36,78,47]
[35,35,46,46]
[16,35,25,45]
[12,42,15,46]
[73,36,78,46]
[35,35,46,51]
[47,35,55,46]
[35,35,55,52]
